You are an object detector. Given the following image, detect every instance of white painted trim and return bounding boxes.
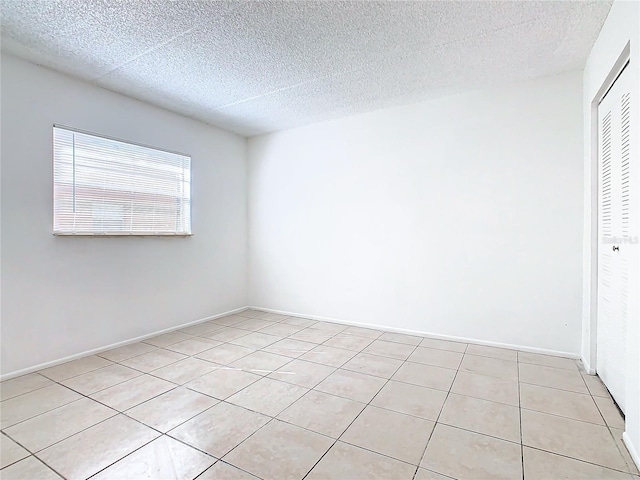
[1,303,582,382]
[581,357,597,375]
[250,306,580,359]
[623,431,640,472]
[0,306,248,381]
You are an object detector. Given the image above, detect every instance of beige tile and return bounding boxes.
[299,345,357,367]
[408,347,463,369]
[315,369,387,403]
[521,409,628,471]
[311,321,348,334]
[97,342,157,363]
[242,308,269,318]
[258,312,290,322]
[363,339,415,360]
[126,387,218,432]
[224,419,333,479]
[0,374,54,401]
[392,361,456,391]
[230,331,282,349]
[196,344,255,365]
[234,319,277,331]
[259,323,305,337]
[378,332,423,346]
[169,402,269,457]
[151,357,217,384]
[61,364,141,395]
[371,380,447,421]
[611,427,640,475]
[199,461,260,479]
[0,434,29,468]
[263,338,317,357]
[278,390,365,438]
[459,354,518,381]
[342,405,434,464]
[90,374,175,411]
[38,414,159,480]
[342,326,383,339]
[227,377,308,416]
[594,396,625,429]
[1,384,82,429]
[92,435,214,480]
[0,456,62,480]
[204,326,251,342]
[268,358,336,388]
[583,373,611,397]
[523,446,632,480]
[120,349,187,373]
[420,337,467,353]
[341,352,402,378]
[282,316,317,327]
[229,351,293,375]
[520,383,604,424]
[164,337,222,356]
[4,398,116,452]
[451,371,519,406]
[225,308,266,320]
[323,333,374,351]
[143,331,193,347]
[186,368,261,399]
[413,468,452,480]
[179,322,224,336]
[306,441,416,480]
[39,355,112,381]
[465,344,517,361]
[518,351,579,371]
[219,311,254,325]
[519,363,589,394]
[439,393,521,443]
[288,327,335,344]
[421,424,522,479]
[414,468,456,480]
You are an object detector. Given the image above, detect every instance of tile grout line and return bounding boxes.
[414,340,468,478]
[517,351,525,480]
[523,444,638,476]
[299,340,423,480]
[0,311,414,478]
[4,311,627,478]
[194,325,364,478]
[1,323,431,474]
[0,314,326,477]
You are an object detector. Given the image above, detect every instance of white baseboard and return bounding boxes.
[623,431,640,472]
[581,357,597,375]
[1,304,581,382]
[0,306,248,381]
[249,306,580,359]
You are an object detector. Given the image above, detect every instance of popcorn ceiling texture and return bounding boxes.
[0,0,612,136]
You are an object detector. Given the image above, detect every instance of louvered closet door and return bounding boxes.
[597,63,634,413]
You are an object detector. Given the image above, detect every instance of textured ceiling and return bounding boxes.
[1,0,612,136]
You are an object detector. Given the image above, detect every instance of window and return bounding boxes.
[53,126,191,235]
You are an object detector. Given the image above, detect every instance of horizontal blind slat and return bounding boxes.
[53,126,191,235]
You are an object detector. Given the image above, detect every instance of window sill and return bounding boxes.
[53,232,194,237]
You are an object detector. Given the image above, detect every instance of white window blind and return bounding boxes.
[53,126,191,235]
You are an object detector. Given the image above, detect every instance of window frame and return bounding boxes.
[52,124,193,237]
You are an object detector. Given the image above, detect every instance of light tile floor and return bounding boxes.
[1,309,639,480]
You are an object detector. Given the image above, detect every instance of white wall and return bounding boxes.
[248,71,584,355]
[0,53,248,376]
[581,0,640,467]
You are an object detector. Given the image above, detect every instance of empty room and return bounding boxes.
[0,0,638,479]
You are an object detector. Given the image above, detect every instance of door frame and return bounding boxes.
[587,42,631,375]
